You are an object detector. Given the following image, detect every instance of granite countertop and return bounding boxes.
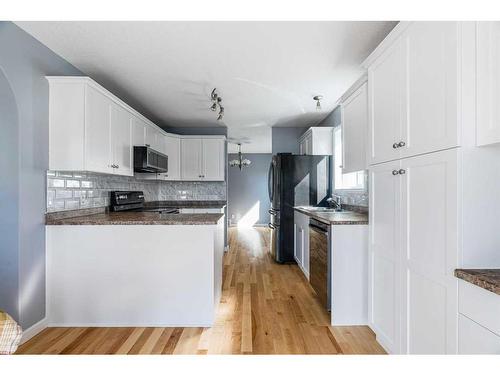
[145,200,227,209]
[294,206,368,225]
[46,211,224,226]
[454,269,500,296]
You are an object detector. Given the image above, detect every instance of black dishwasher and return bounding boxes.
[309,218,331,311]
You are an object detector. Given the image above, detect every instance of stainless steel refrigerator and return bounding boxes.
[267,153,332,263]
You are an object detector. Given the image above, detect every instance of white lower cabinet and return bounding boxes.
[458,280,500,354]
[294,211,310,279]
[459,314,500,354]
[369,149,458,354]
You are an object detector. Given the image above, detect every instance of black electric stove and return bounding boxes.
[110,191,179,214]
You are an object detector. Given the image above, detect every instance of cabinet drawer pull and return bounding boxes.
[398,141,406,148]
[398,169,406,175]
[393,143,399,149]
[392,170,399,175]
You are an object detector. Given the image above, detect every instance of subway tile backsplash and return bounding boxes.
[46,171,227,212]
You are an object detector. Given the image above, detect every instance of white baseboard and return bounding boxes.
[20,317,49,344]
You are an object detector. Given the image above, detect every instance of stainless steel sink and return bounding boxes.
[302,207,349,213]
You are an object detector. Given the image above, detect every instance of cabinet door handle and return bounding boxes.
[398,169,406,175]
[393,142,399,149]
[392,170,399,175]
[398,141,406,148]
[116,165,119,169]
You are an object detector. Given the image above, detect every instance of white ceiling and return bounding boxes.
[17,21,396,153]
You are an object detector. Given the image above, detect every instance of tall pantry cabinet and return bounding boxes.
[364,22,500,354]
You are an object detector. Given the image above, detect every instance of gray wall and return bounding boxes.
[0,64,20,321]
[0,22,83,328]
[272,127,308,154]
[228,154,272,226]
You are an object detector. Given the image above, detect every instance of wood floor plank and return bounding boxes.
[17,227,385,355]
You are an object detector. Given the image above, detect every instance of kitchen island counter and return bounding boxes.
[46,211,223,226]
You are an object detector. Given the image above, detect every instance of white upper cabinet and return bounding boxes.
[181,137,225,181]
[340,80,368,172]
[84,85,113,174]
[131,116,147,146]
[366,22,460,165]
[110,103,133,176]
[368,40,404,164]
[181,138,202,180]
[202,138,225,181]
[400,22,459,158]
[145,124,166,153]
[48,77,226,181]
[163,135,180,180]
[477,22,500,146]
[299,127,333,155]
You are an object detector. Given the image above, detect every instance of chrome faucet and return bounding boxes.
[327,195,343,211]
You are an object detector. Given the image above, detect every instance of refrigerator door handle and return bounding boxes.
[268,161,274,203]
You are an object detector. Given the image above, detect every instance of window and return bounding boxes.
[333,126,366,190]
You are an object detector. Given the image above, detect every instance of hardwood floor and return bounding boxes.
[17,227,384,355]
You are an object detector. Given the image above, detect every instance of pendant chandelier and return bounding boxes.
[229,143,251,170]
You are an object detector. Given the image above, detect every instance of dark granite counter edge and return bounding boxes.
[46,213,224,226]
[294,207,369,225]
[455,269,500,296]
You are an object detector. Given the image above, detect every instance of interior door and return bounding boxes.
[399,149,458,354]
[369,160,401,354]
[110,103,133,176]
[368,40,403,165]
[84,85,112,174]
[400,22,459,158]
[181,138,202,180]
[202,138,224,181]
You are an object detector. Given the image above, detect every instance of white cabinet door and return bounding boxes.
[368,41,403,165]
[400,22,459,159]
[202,138,225,181]
[84,85,112,174]
[294,223,303,267]
[477,22,500,146]
[145,124,164,152]
[400,149,458,354]
[110,104,133,176]
[459,314,500,354]
[163,135,180,180]
[131,117,146,146]
[369,160,401,354]
[342,82,368,173]
[181,138,202,180]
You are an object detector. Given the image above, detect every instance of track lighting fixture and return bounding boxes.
[210,88,224,120]
[313,95,323,111]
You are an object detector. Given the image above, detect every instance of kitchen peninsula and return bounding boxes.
[45,204,225,327]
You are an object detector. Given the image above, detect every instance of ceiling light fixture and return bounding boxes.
[229,143,251,170]
[210,88,224,120]
[313,95,323,111]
